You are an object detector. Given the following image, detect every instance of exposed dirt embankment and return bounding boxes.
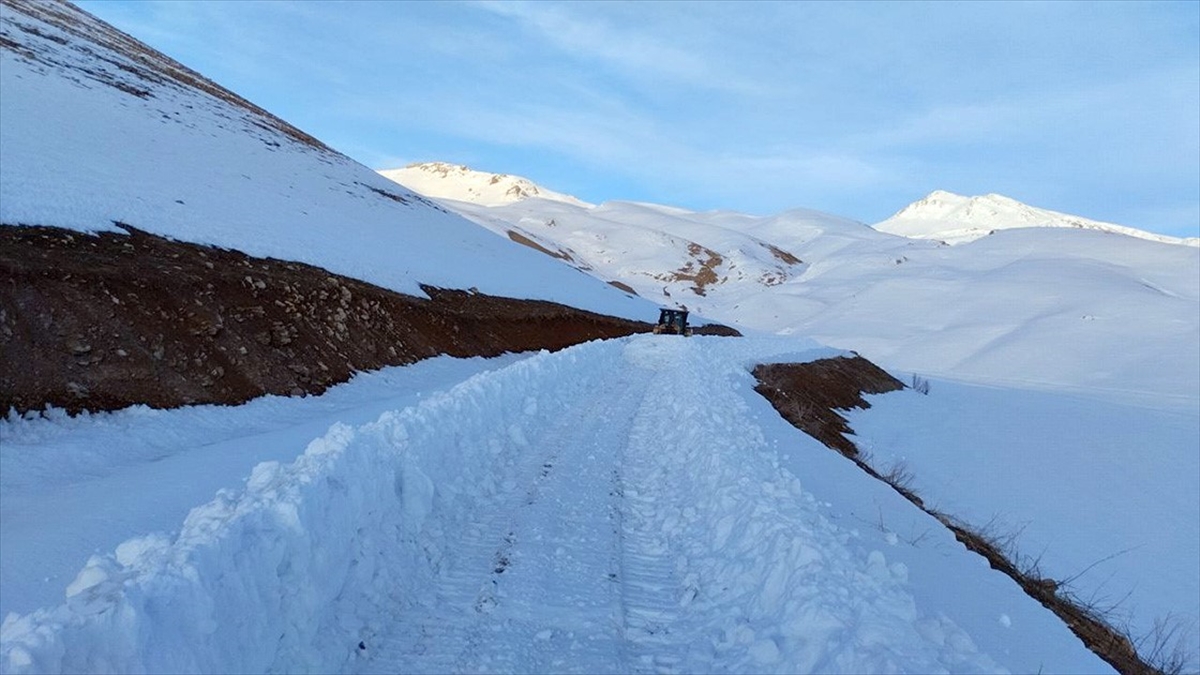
[0,224,656,415]
[752,357,904,458]
[753,358,1154,675]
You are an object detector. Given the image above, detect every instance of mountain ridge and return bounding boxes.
[380,162,591,208]
[382,163,1196,248]
[379,162,1199,405]
[877,189,1200,247]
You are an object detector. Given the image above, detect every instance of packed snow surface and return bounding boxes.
[0,337,1111,673]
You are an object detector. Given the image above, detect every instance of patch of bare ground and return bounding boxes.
[658,242,724,296]
[506,230,575,263]
[765,243,802,266]
[753,358,1171,675]
[758,271,787,287]
[0,224,659,415]
[606,279,638,296]
[753,357,904,460]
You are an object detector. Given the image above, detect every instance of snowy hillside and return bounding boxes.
[1,2,1195,673]
[379,165,1200,405]
[382,163,1200,660]
[0,1,645,319]
[876,190,1200,247]
[380,162,591,208]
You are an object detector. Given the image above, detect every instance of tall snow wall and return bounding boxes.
[0,340,619,674]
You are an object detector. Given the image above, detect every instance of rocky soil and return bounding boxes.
[752,356,904,457]
[0,223,669,415]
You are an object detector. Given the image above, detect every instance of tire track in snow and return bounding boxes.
[360,362,651,674]
[359,336,1012,674]
[614,338,707,674]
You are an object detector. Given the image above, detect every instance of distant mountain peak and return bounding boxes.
[379,163,591,208]
[878,191,1198,247]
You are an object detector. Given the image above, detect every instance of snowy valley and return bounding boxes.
[382,162,1199,405]
[1,1,1197,674]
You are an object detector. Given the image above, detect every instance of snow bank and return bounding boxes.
[0,355,529,620]
[0,341,620,674]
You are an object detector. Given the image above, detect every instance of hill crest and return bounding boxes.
[876,190,1199,247]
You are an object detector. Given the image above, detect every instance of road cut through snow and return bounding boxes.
[0,336,1110,673]
[0,354,531,620]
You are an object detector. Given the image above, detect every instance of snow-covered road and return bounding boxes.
[359,355,646,673]
[1,336,1108,673]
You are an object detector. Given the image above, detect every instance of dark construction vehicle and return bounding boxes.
[653,308,693,336]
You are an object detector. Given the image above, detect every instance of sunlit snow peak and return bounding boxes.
[877,190,1199,247]
[379,162,592,208]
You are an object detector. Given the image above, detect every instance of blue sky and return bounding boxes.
[78,1,1200,237]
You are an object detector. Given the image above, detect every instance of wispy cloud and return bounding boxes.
[472,1,762,96]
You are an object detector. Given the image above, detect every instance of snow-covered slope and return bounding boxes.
[380,165,1200,405]
[0,1,647,320]
[380,162,591,208]
[381,164,1200,660]
[848,377,1200,665]
[877,190,1200,247]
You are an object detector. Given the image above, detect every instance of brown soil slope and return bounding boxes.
[753,356,904,457]
[0,224,655,415]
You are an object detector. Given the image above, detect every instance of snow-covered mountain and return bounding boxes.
[380,164,1200,405]
[381,165,849,301]
[1,2,1195,673]
[0,3,642,319]
[380,162,591,208]
[379,164,1200,668]
[877,189,1200,247]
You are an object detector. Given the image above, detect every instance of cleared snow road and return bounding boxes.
[352,337,1089,674]
[1,336,1109,674]
[359,360,645,673]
